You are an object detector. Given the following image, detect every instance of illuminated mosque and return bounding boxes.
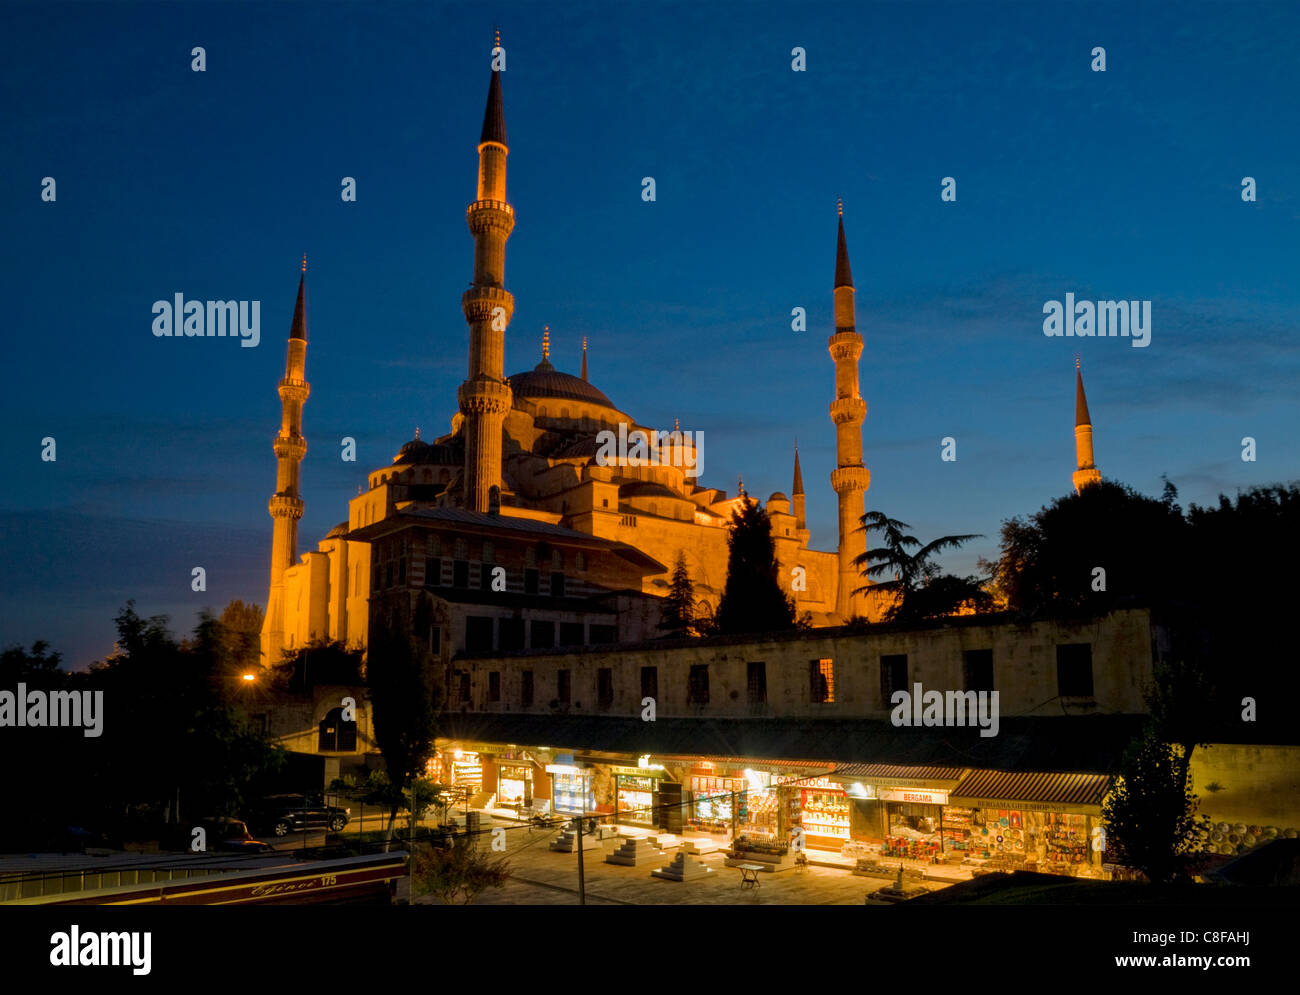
[260,49,1099,666]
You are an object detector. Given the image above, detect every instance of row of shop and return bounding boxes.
[426,745,1112,877]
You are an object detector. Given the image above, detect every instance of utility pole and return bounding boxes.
[576,792,587,905]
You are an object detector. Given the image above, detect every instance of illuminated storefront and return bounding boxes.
[546,763,596,815]
[688,772,744,834]
[496,762,534,811]
[788,778,852,849]
[946,769,1110,876]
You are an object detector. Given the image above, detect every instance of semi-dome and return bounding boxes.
[619,481,681,500]
[507,358,616,409]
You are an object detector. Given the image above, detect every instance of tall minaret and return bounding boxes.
[458,33,515,512]
[829,201,869,620]
[1072,357,1102,493]
[792,441,810,546]
[263,256,310,665]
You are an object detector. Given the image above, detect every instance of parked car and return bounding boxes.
[249,794,350,837]
[198,817,273,853]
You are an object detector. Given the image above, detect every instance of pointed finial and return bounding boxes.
[837,197,843,218]
[1075,353,1081,371]
[674,417,680,432]
[738,474,745,497]
[414,426,421,440]
[495,28,500,49]
[542,325,550,361]
[301,253,307,274]
[580,335,588,381]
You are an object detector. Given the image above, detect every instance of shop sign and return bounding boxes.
[612,765,666,778]
[775,775,840,791]
[879,787,949,805]
[545,764,584,775]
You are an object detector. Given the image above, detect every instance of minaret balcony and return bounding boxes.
[458,378,513,416]
[831,465,870,494]
[828,331,863,362]
[278,378,310,403]
[268,493,305,519]
[462,286,515,324]
[466,199,516,236]
[273,434,307,461]
[829,396,867,426]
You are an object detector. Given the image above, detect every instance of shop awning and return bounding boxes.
[830,763,965,783]
[948,769,1112,813]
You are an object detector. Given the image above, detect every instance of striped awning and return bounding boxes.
[949,770,1112,812]
[831,763,965,782]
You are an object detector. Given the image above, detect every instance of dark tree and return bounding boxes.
[1102,731,1210,885]
[367,602,443,847]
[715,499,796,635]
[985,480,1187,617]
[852,511,986,622]
[658,551,697,637]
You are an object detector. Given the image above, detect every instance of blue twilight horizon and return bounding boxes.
[1,1,1297,667]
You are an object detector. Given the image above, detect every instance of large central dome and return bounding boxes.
[506,358,616,408]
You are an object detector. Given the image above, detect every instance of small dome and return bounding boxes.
[768,491,788,503]
[325,522,349,539]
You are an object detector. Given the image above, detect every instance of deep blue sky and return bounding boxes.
[2,1,1297,668]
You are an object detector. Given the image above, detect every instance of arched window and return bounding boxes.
[319,707,357,752]
[423,470,432,484]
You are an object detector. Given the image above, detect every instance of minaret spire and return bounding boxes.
[458,46,516,511]
[792,440,808,541]
[581,336,588,381]
[829,202,869,620]
[262,259,312,664]
[1072,357,1102,493]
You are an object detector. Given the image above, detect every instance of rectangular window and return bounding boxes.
[963,649,994,692]
[557,669,571,704]
[481,540,494,563]
[880,654,908,707]
[427,558,441,586]
[641,666,658,702]
[559,621,584,646]
[530,620,555,649]
[687,664,709,705]
[429,625,441,654]
[499,617,525,651]
[487,671,501,702]
[589,624,617,644]
[1056,643,1094,697]
[747,661,767,704]
[550,572,565,598]
[465,616,493,653]
[385,563,393,588]
[398,557,407,585]
[453,559,469,588]
[521,669,534,706]
[454,670,470,704]
[597,668,614,708]
[524,568,540,595]
[810,658,835,704]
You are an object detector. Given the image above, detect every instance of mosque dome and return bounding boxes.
[507,358,616,409]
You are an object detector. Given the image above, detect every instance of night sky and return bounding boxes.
[3,1,1297,668]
